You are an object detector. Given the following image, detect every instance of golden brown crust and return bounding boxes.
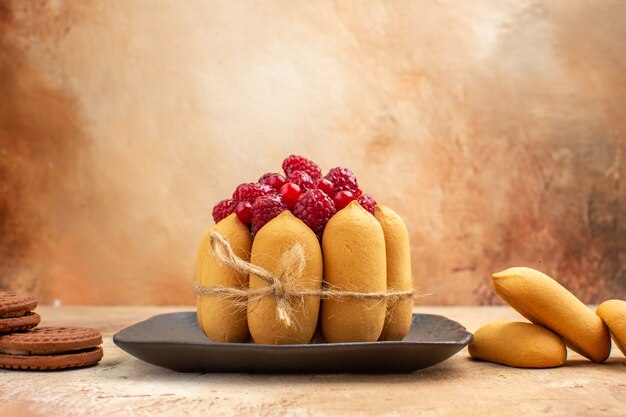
[492,267,611,363]
[196,213,252,343]
[247,211,323,344]
[321,201,387,342]
[469,321,566,368]
[597,300,626,357]
[375,205,413,341]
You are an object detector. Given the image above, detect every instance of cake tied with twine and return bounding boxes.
[194,230,413,329]
[195,155,415,344]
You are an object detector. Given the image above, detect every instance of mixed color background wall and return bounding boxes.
[1,0,625,305]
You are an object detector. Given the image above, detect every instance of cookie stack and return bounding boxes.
[0,291,103,371]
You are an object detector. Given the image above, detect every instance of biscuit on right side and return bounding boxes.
[597,300,626,357]
[492,267,610,363]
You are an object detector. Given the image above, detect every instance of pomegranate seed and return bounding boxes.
[315,178,335,196]
[333,190,355,210]
[279,183,302,208]
[234,201,252,225]
[259,172,286,191]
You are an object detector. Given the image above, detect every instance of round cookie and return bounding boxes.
[0,292,37,315]
[0,292,39,333]
[0,312,41,333]
[0,327,103,371]
[597,300,626,357]
[0,347,103,371]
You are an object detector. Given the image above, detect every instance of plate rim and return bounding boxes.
[113,312,473,349]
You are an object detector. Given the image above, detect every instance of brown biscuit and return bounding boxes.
[0,312,41,333]
[0,327,103,370]
[0,327,102,353]
[0,347,103,370]
[0,292,37,316]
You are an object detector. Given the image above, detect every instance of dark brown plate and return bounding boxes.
[113,312,472,373]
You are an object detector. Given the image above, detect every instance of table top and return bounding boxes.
[1,306,624,417]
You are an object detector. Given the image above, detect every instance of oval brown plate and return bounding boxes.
[113,312,472,373]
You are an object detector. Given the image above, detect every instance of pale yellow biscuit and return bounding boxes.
[597,300,626,357]
[469,321,566,368]
[375,205,413,341]
[247,211,323,344]
[492,267,611,363]
[196,213,252,343]
[321,201,387,342]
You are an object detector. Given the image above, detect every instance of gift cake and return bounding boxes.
[195,155,413,344]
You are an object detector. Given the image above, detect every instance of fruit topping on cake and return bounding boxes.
[356,194,377,216]
[258,172,286,190]
[286,170,315,191]
[212,199,237,223]
[282,155,322,181]
[211,155,377,239]
[324,167,361,196]
[251,195,288,235]
[232,182,276,203]
[292,189,337,238]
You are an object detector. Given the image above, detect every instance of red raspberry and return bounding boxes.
[287,170,315,191]
[292,189,337,238]
[258,172,286,190]
[357,194,377,215]
[333,190,356,210]
[232,182,275,203]
[324,167,360,196]
[282,155,322,181]
[251,195,288,235]
[212,199,236,223]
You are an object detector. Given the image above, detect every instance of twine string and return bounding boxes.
[194,231,414,327]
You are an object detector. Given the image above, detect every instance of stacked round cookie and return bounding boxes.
[0,292,40,333]
[0,291,103,371]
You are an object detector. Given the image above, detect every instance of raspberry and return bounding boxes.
[292,189,337,238]
[324,167,360,196]
[234,201,252,225]
[251,195,288,235]
[258,172,286,190]
[333,190,356,210]
[282,155,322,181]
[287,170,314,191]
[232,182,275,203]
[212,199,237,223]
[357,194,377,215]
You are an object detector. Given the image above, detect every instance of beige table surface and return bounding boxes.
[0,306,624,417]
